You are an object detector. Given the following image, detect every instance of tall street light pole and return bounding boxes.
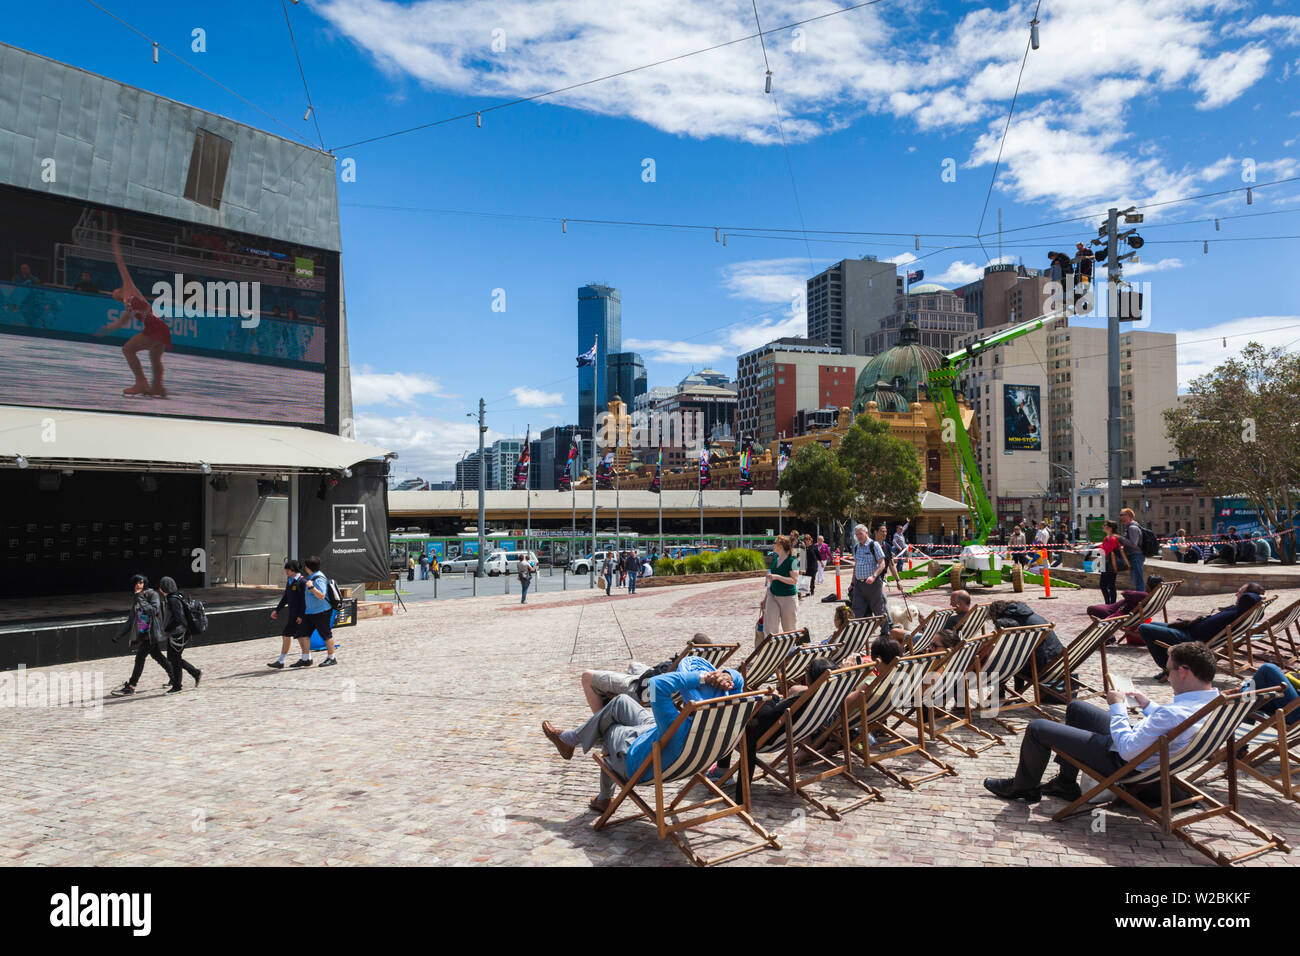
[476,399,486,577]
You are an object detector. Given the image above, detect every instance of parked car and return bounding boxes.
[488,550,539,576]
[568,549,644,575]
[442,553,485,573]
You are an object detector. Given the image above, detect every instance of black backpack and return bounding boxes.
[179,593,208,634]
[1139,526,1159,558]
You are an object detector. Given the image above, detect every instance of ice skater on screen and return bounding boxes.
[95,228,172,398]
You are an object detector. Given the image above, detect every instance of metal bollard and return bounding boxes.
[472,571,477,597]
[433,571,438,599]
[563,567,567,591]
[505,572,509,594]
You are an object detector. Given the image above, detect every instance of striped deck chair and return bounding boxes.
[1230,597,1300,673]
[737,628,806,688]
[592,688,782,867]
[832,615,887,662]
[1037,617,1124,705]
[904,608,957,654]
[954,604,989,641]
[1155,597,1275,678]
[835,650,958,790]
[1110,580,1183,642]
[744,661,884,819]
[922,638,987,758]
[778,642,843,696]
[670,641,741,669]
[1189,695,1300,803]
[1051,690,1291,867]
[932,625,1051,749]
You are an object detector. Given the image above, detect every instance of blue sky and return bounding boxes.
[9,0,1300,480]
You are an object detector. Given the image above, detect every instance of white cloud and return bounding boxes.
[353,412,497,481]
[885,252,917,266]
[719,258,809,308]
[624,337,730,366]
[930,256,1012,286]
[1191,46,1271,109]
[1124,257,1184,276]
[1173,316,1300,390]
[351,367,452,406]
[1228,15,1300,46]
[511,386,563,407]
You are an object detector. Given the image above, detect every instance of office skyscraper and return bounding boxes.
[609,351,647,405]
[578,284,622,435]
[806,257,900,355]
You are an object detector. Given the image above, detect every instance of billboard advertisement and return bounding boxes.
[1003,384,1042,451]
[0,185,337,428]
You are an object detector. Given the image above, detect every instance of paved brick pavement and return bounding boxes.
[3,573,1300,866]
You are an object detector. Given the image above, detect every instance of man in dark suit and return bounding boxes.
[1137,583,1264,679]
[267,558,311,669]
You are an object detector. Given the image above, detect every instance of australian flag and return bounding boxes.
[907,269,924,284]
[576,342,597,368]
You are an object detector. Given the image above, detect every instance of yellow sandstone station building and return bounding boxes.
[611,322,974,542]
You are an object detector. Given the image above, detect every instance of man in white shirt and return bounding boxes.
[983,641,1220,802]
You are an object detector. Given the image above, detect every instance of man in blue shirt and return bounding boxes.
[849,523,889,632]
[542,657,744,814]
[1137,582,1264,679]
[984,641,1221,803]
[297,554,338,668]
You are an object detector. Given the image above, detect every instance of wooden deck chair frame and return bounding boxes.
[904,608,957,655]
[1038,617,1124,706]
[1188,693,1300,803]
[922,638,992,758]
[670,641,740,669]
[937,625,1050,743]
[1111,580,1183,641]
[955,604,989,641]
[832,615,886,663]
[739,661,883,820]
[737,628,807,688]
[1051,690,1291,867]
[1230,597,1300,673]
[836,650,958,790]
[592,688,782,867]
[778,642,842,696]
[1155,597,1275,679]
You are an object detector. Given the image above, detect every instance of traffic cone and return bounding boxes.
[1041,548,1056,599]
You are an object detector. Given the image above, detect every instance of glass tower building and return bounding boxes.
[578,284,621,436]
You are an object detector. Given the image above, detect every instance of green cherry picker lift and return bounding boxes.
[907,307,1081,594]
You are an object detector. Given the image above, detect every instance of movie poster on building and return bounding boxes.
[1003,384,1042,451]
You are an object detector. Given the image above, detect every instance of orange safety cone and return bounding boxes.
[1041,548,1056,599]
[835,555,843,601]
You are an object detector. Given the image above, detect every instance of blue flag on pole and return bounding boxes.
[907,269,924,284]
[576,342,597,367]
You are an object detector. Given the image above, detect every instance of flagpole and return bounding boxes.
[590,334,598,589]
[571,436,577,548]
[524,423,531,554]
[657,446,663,557]
[698,449,704,547]
[615,406,621,557]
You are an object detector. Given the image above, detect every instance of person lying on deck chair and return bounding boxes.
[983,641,1219,804]
[1137,583,1264,682]
[1086,575,1165,643]
[543,657,744,815]
[985,599,1065,698]
[578,633,713,713]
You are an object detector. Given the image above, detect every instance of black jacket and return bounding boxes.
[162,592,188,642]
[994,602,1064,679]
[275,575,307,619]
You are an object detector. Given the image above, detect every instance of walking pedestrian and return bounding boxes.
[517,554,535,604]
[761,534,799,643]
[849,523,889,636]
[268,558,311,668]
[1119,507,1146,591]
[802,534,818,597]
[789,531,806,601]
[1098,520,1128,605]
[297,555,338,667]
[419,551,430,580]
[407,554,416,582]
[626,550,639,595]
[602,554,617,596]
[110,574,173,696]
[158,576,201,693]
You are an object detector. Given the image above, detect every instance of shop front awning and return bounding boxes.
[0,405,390,474]
[920,490,969,512]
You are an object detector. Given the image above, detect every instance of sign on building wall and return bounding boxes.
[1003,384,1041,451]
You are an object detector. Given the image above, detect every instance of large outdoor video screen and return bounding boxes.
[0,186,338,428]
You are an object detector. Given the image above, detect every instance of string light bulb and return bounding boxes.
[476,111,482,128]
[1030,18,1040,50]
[1203,240,1209,254]
[764,70,772,94]
[1214,218,1220,231]
[1246,186,1253,205]
[152,41,159,64]
[303,106,312,121]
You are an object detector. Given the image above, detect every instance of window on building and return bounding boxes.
[183,128,234,209]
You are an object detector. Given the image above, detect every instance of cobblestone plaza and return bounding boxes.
[4,573,1299,867]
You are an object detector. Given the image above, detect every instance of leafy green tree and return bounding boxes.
[1163,343,1300,563]
[777,441,854,533]
[836,413,923,524]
